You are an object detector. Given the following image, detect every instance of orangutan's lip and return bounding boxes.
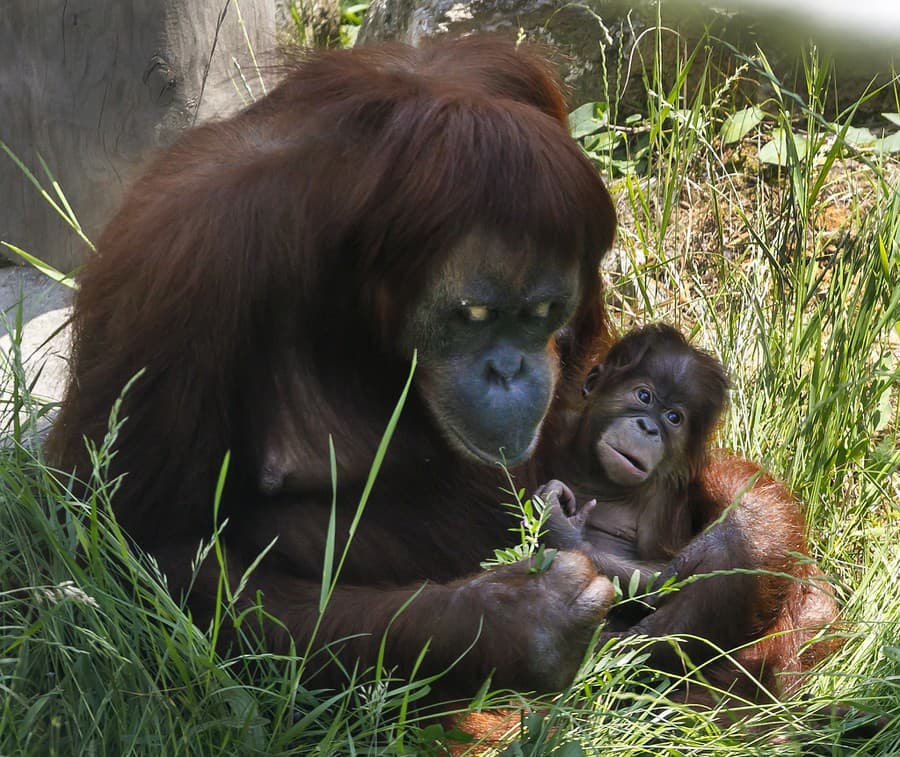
[612,446,647,473]
[446,421,533,467]
[597,439,650,482]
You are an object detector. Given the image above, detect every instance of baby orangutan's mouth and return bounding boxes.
[616,448,647,473]
[596,440,652,486]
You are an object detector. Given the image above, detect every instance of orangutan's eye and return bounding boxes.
[636,387,653,405]
[530,300,552,318]
[460,303,493,322]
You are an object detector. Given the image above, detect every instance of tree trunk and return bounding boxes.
[0,1,275,271]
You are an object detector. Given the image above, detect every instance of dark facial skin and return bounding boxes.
[585,368,691,488]
[537,325,728,610]
[401,234,580,466]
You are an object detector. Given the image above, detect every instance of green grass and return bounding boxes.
[1,31,899,756]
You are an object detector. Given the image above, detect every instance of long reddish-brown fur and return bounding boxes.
[694,456,840,697]
[47,38,616,700]
[48,39,613,545]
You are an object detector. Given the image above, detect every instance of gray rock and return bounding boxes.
[0,267,72,414]
[359,0,648,108]
[358,0,899,115]
[0,267,71,337]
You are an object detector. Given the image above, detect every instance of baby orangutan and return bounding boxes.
[536,323,729,614]
[455,323,845,746]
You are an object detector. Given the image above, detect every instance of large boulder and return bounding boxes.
[358,0,898,114]
[359,0,660,109]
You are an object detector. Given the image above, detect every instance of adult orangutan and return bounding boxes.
[47,37,835,703]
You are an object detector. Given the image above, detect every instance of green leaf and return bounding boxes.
[555,742,587,757]
[843,126,876,147]
[880,234,893,277]
[469,675,493,710]
[318,436,338,614]
[627,569,640,598]
[668,108,693,124]
[528,545,557,574]
[757,128,808,166]
[523,712,544,735]
[419,723,452,742]
[568,102,608,139]
[610,575,623,601]
[882,112,900,127]
[584,130,621,153]
[872,385,894,433]
[0,141,95,251]
[720,106,765,144]
[874,132,900,155]
[585,153,643,177]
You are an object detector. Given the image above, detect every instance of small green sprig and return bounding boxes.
[481,476,556,572]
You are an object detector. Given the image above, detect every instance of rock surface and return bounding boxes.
[358,0,899,114]
[0,267,72,411]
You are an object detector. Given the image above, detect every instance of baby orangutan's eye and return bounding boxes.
[636,387,653,405]
[665,410,683,426]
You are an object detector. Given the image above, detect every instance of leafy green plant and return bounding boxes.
[287,0,369,48]
[481,477,556,572]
